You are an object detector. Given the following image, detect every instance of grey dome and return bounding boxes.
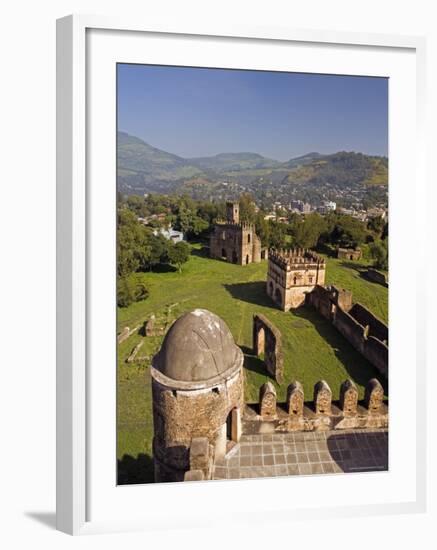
[153,309,241,382]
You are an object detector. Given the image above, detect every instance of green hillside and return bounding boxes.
[117,132,388,199]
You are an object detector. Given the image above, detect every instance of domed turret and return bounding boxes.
[153,309,241,383]
[151,309,244,482]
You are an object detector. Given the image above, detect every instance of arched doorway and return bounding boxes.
[269,281,274,296]
[246,254,249,265]
[221,248,227,260]
[226,407,241,445]
[255,326,265,356]
[232,250,238,264]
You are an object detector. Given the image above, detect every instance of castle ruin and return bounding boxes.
[151,309,244,482]
[267,248,326,310]
[151,308,388,482]
[210,201,267,265]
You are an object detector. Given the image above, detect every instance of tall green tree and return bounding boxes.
[369,239,388,270]
[167,241,190,272]
[239,193,257,223]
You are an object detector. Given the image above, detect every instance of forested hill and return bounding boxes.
[117,131,388,205]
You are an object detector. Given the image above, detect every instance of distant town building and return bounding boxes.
[263,213,276,221]
[267,248,326,310]
[324,200,337,211]
[210,202,267,265]
[153,226,184,243]
[138,213,168,225]
[366,208,387,221]
[290,200,311,213]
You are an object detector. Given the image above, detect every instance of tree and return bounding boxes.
[117,208,149,276]
[329,215,367,248]
[167,241,190,272]
[239,193,257,223]
[367,215,385,237]
[292,213,327,248]
[369,239,388,270]
[117,276,149,307]
[175,207,210,239]
[269,221,287,249]
[148,234,170,269]
[255,212,270,247]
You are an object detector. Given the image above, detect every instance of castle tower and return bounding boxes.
[151,309,244,482]
[210,200,267,265]
[266,248,326,310]
[226,201,240,224]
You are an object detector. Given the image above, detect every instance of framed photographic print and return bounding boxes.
[56,15,427,535]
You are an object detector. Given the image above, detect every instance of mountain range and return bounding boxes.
[117,131,388,206]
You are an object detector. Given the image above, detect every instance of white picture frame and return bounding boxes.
[56,14,427,535]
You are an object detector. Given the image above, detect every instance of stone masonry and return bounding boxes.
[267,248,326,310]
[210,201,267,265]
[253,314,284,383]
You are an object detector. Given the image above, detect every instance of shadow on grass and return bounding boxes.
[293,306,385,391]
[326,431,388,472]
[224,281,276,308]
[240,345,272,378]
[338,260,366,273]
[190,245,210,258]
[143,263,178,274]
[316,243,337,258]
[118,453,154,485]
[339,261,389,288]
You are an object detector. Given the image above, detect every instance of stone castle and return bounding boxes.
[147,237,389,483]
[267,248,326,310]
[210,201,267,265]
[266,248,388,378]
[150,308,388,483]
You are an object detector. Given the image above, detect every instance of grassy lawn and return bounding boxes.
[117,244,388,483]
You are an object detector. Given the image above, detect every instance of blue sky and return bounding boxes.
[117,64,388,161]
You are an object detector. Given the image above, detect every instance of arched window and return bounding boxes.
[293,276,297,285]
[248,234,251,244]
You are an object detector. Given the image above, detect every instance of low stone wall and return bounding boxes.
[126,341,144,363]
[243,378,388,434]
[253,314,284,383]
[307,285,388,378]
[117,325,141,344]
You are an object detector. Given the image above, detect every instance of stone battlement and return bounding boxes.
[268,248,325,270]
[214,219,256,230]
[243,378,388,433]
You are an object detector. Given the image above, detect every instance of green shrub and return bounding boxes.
[117,277,149,307]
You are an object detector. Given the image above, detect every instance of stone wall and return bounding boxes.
[267,249,326,310]
[337,247,362,261]
[253,314,284,383]
[307,285,388,378]
[209,222,263,265]
[242,378,388,434]
[151,367,244,482]
[349,303,388,343]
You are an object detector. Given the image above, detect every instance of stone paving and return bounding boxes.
[213,429,388,480]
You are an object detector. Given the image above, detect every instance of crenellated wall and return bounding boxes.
[243,378,388,434]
